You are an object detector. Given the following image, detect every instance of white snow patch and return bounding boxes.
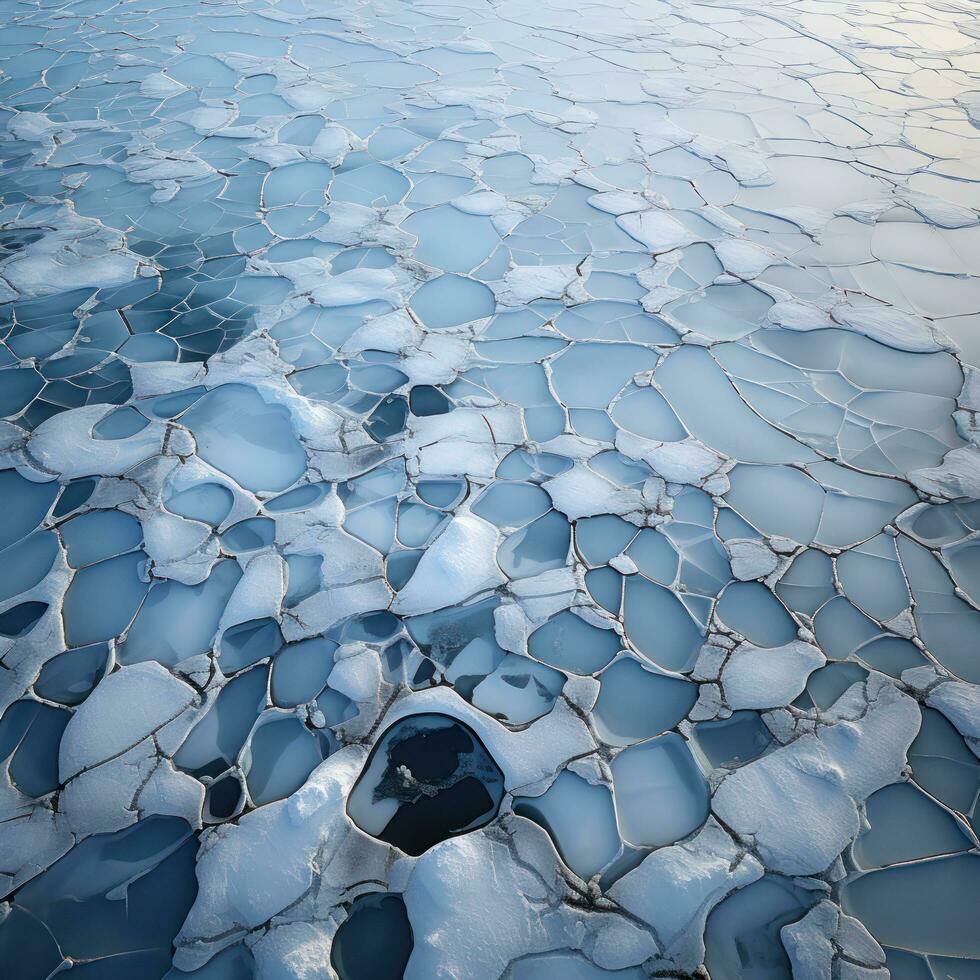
[391,512,504,615]
[712,677,920,875]
[720,640,825,710]
[617,210,697,252]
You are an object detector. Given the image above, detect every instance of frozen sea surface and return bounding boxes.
[0,0,979,975]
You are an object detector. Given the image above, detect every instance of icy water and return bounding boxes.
[0,0,979,976]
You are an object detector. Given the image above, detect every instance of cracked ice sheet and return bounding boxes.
[1,0,979,976]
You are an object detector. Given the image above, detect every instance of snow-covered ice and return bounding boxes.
[1,0,979,975]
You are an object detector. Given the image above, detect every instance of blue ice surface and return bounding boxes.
[0,0,979,976]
